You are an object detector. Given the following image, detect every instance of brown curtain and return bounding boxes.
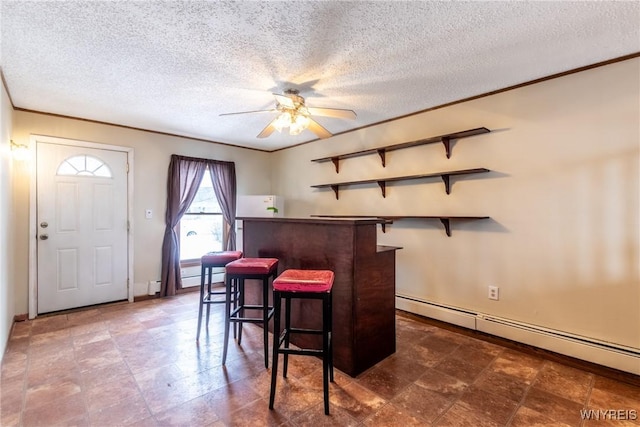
[209,161,237,250]
[160,155,237,296]
[160,155,208,296]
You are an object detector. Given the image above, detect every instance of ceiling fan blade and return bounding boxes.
[257,120,277,138]
[307,107,357,120]
[273,94,296,109]
[219,109,276,116]
[308,118,333,139]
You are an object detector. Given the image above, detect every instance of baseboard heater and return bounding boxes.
[396,295,640,375]
[146,268,225,295]
[181,265,225,288]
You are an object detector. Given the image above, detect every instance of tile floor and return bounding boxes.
[1,291,639,427]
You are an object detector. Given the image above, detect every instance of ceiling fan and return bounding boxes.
[220,89,357,139]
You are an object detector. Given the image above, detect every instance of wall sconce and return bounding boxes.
[10,140,29,161]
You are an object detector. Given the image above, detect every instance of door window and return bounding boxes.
[57,155,112,177]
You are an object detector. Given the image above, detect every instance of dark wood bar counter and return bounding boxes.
[238,216,400,377]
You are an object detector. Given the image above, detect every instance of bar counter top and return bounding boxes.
[237,216,390,225]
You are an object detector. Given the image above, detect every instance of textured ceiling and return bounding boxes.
[1,1,639,151]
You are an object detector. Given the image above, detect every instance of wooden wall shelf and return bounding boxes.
[311,215,490,236]
[311,127,490,173]
[311,168,490,199]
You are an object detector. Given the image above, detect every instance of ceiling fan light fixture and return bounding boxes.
[272,110,311,135]
[273,112,292,133]
[222,88,355,139]
[290,114,310,135]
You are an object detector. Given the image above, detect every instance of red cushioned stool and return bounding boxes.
[269,269,335,415]
[223,257,279,368]
[196,251,243,342]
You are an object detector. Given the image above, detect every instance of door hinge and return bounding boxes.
[126,162,130,173]
[127,220,130,232]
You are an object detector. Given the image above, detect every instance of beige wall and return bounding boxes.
[271,58,640,350]
[10,112,273,316]
[1,78,15,355]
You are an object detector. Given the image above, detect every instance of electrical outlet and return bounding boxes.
[488,285,499,300]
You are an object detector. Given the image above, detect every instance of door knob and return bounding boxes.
[40,221,48,228]
[39,234,49,240]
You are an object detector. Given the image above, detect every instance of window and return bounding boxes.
[161,154,236,296]
[179,173,224,261]
[57,155,112,177]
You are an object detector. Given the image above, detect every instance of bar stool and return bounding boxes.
[222,257,279,368]
[269,269,335,415]
[196,250,243,342]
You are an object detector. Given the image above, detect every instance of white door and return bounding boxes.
[36,142,129,313]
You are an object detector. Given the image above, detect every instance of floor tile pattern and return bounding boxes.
[1,292,639,426]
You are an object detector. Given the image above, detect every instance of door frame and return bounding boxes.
[28,135,135,319]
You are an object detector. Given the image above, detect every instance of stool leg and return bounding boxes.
[237,278,245,344]
[262,276,270,369]
[205,266,212,330]
[322,292,331,415]
[222,275,232,365]
[231,278,237,339]
[196,264,206,342]
[269,290,281,410]
[329,291,334,383]
[283,296,291,378]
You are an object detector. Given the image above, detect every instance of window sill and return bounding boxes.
[180,259,201,268]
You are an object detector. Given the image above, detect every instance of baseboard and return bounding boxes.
[396,295,640,376]
[133,294,157,302]
[13,313,28,322]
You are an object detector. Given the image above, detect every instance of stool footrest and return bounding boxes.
[203,295,225,302]
[276,347,324,357]
[276,329,327,353]
[230,305,274,316]
[230,316,273,323]
[229,305,275,324]
[202,291,238,302]
[204,292,238,303]
[287,327,323,335]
